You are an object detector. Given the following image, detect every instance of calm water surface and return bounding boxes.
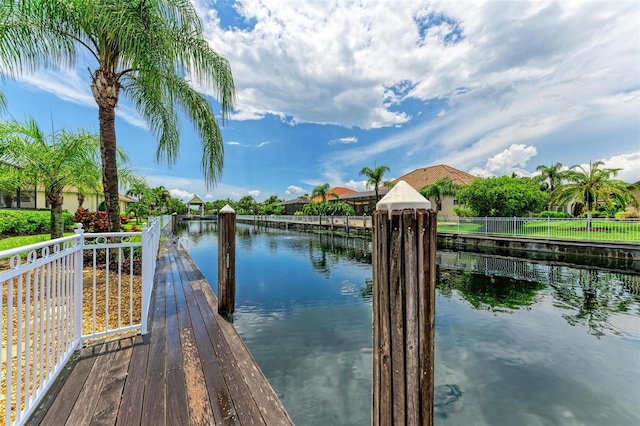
[179,221,640,426]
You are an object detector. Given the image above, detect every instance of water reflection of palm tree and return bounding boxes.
[308,240,330,277]
[550,268,634,338]
[436,268,546,311]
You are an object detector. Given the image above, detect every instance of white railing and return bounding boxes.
[437,216,640,243]
[236,215,638,243]
[237,214,373,229]
[0,218,162,425]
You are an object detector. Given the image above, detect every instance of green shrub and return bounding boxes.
[453,207,475,217]
[0,209,76,236]
[0,209,49,235]
[614,210,640,219]
[539,210,572,218]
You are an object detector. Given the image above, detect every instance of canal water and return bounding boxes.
[178,221,640,426]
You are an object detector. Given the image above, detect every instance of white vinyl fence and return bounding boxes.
[0,217,166,426]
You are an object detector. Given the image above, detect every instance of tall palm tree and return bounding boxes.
[359,165,391,201]
[311,183,338,203]
[535,162,565,192]
[0,117,110,238]
[0,0,236,232]
[551,160,638,214]
[419,177,459,212]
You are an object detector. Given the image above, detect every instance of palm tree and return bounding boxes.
[126,176,150,205]
[0,117,109,238]
[535,162,565,192]
[148,186,172,214]
[419,177,460,212]
[551,160,638,214]
[311,183,339,203]
[0,0,236,232]
[359,165,391,201]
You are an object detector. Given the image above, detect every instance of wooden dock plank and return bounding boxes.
[141,264,167,426]
[180,327,215,425]
[65,341,116,425]
[180,278,239,425]
[90,338,134,426]
[166,367,190,426]
[165,278,182,370]
[115,334,149,426]
[192,289,267,426]
[171,252,191,330]
[164,260,190,426]
[37,345,99,426]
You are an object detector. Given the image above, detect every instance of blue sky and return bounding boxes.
[2,0,639,202]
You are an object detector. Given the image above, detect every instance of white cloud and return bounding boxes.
[169,188,195,200]
[329,137,358,145]
[227,141,242,146]
[284,185,306,195]
[196,0,638,183]
[344,180,369,192]
[257,141,270,147]
[597,152,640,184]
[468,144,538,177]
[247,189,261,197]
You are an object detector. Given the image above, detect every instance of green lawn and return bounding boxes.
[437,219,639,243]
[0,233,75,252]
[1,221,146,254]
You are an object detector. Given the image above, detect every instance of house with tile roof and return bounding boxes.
[280,165,477,216]
[310,186,357,202]
[392,164,476,217]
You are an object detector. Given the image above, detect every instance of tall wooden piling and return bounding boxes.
[372,181,436,426]
[218,204,236,317]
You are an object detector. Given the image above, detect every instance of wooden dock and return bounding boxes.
[28,241,293,425]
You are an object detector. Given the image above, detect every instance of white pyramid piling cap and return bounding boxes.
[376,181,431,218]
[220,204,235,213]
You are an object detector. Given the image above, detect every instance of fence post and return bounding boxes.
[372,181,436,426]
[547,216,550,239]
[218,204,236,317]
[141,223,151,334]
[73,223,84,342]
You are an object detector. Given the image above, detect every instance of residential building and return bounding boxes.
[392,164,475,217]
[0,187,133,213]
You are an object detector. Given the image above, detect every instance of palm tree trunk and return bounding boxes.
[50,202,64,239]
[93,69,121,232]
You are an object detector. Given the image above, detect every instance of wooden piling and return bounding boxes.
[218,205,236,317]
[171,212,178,235]
[372,181,436,426]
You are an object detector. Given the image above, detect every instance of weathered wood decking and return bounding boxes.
[28,241,293,425]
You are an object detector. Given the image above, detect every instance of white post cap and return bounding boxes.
[376,180,431,218]
[220,204,235,213]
